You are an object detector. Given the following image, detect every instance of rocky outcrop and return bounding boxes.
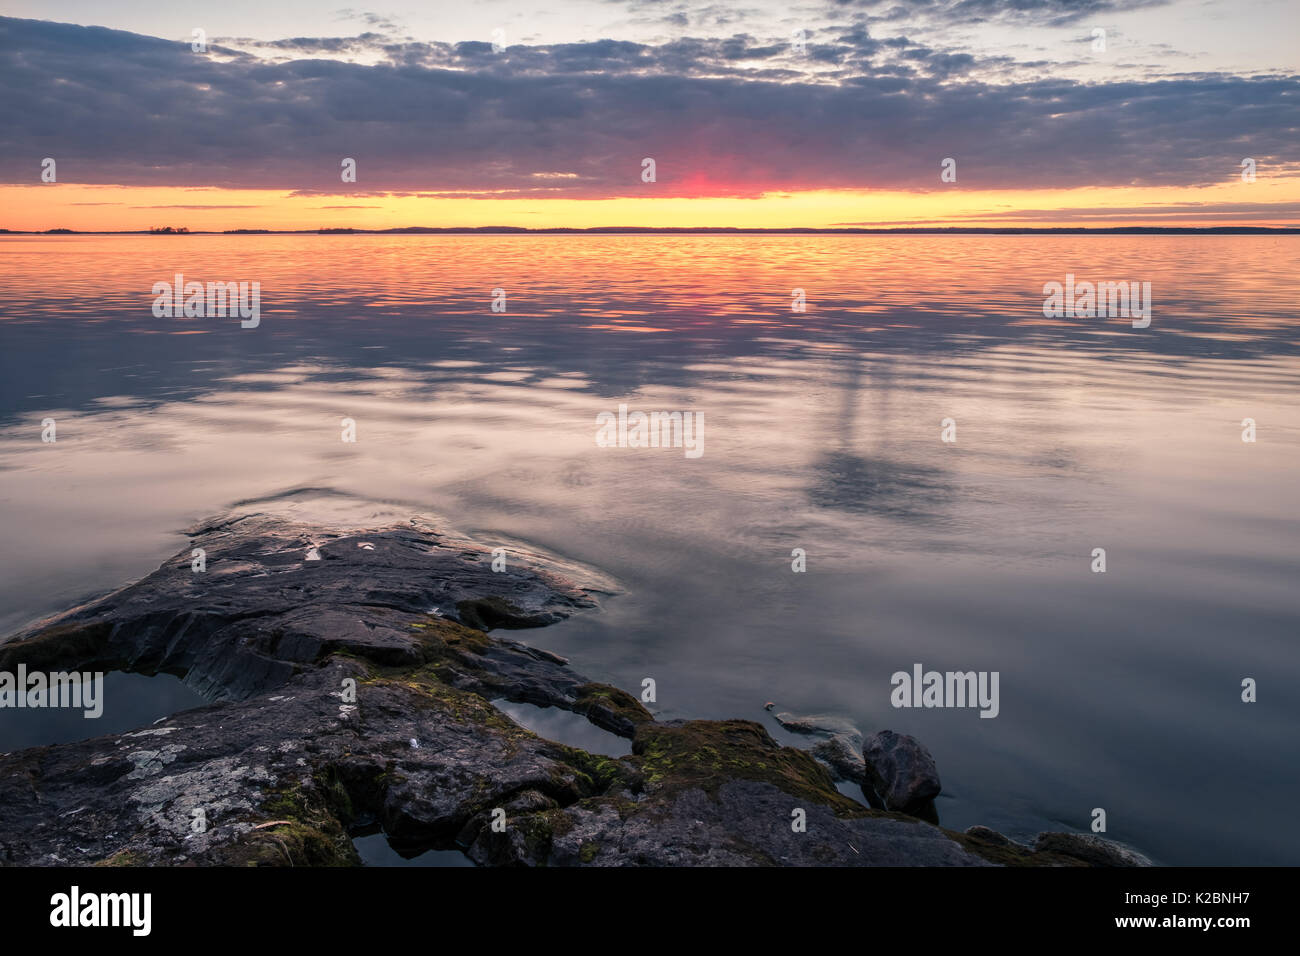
[960,826,1152,867]
[0,511,1142,867]
[1032,832,1153,867]
[771,714,942,825]
[769,723,946,827]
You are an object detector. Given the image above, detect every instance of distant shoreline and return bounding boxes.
[4,226,1299,236]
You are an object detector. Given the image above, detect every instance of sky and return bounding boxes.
[1,0,1297,229]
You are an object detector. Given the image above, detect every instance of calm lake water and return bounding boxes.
[1,234,1297,865]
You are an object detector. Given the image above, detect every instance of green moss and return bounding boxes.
[93,849,144,867]
[372,768,407,787]
[515,809,571,863]
[260,766,354,822]
[553,745,641,795]
[418,617,493,653]
[316,767,354,821]
[631,719,866,814]
[235,769,361,867]
[224,820,359,867]
[572,683,653,732]
[945,829,1089,867]
[578,841,599,863]
[328,616,492,680]
[540,807,576,839]
[261,789,307,819]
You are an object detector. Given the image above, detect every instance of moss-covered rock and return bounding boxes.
[571,683,653,737]
[632,719,864,814]
[0,510,1125,868]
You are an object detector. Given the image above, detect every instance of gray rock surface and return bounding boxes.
[811,734,868,784]
[0,510,1133,867]
[770,710,868,788]
[1033,832,1154,867]
[964,825,1020,848]
[861,729,942,816]
[774,712,862,738]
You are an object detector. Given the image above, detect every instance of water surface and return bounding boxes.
[1,234,1297,864]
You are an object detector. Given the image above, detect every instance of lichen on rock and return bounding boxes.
[0,510,1143,868]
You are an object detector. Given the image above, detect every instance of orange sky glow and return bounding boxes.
[5,179,1298,232]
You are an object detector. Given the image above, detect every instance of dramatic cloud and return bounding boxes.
[1,16,1295,197]
[824,0,1173,27]
[837,201,1300,224]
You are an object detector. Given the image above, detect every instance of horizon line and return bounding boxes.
[7,226,1300,236]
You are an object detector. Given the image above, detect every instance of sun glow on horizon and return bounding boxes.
[4,179,1299,232]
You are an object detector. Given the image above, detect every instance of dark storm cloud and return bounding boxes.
[1,16,1295,197]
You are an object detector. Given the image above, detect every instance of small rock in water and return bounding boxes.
[409,738,420,749]
[305,548,321,561]
[861,730,941,817]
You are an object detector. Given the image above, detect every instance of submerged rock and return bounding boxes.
[0,511,1134,867]
[770,709,943,823]
[773,712,861,738]
[770,710,868,788]
[811,734,868,786]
